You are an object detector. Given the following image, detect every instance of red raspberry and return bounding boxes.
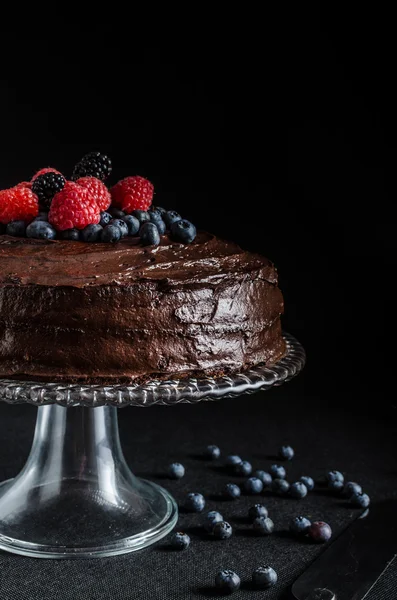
[48,182,100,231]
[110,176,154,213]
[31,168,62,182]
[0,186,39,224]
[15,181,32,189]
[76,177,111,211]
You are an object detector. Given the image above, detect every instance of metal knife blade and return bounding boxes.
[291,499,397,600]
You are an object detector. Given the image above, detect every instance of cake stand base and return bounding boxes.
[0,404,178,558]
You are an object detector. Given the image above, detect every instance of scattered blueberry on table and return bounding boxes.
[225,455,242,467]
[279,445,294,460]
[184,492,205,512]
[253,516,274,535]
[234,460,252,476]
[290,481,308,499]
[350,492,370,508]
[344,481,362,497]
[308,521,332,543]
[326,470,344,484]
[252,565,278,589]
[213,521,233,540]
[270,464,286,479]
[204,445,221,460]
[248,504,269,521]
[272,478,290,495]
[215,570,241,594]
[224,483,241,499]
[169,531,190,550]
[289,516,312,536]
[253,470,272,487]
[243,477,263,495]
[300,475,314,491]
[204,511,224,533]
[328,479,344,493]
[168,462,185,479]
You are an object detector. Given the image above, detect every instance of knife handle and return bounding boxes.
[306,589,336,600]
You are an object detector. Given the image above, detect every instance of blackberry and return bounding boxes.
[32,172,66,209]
[72,152,112,182]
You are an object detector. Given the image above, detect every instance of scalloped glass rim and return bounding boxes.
[0,333,305,407]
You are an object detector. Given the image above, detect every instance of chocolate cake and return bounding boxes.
[0,232,285,383]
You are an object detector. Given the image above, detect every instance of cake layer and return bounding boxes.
[0,233,285,383]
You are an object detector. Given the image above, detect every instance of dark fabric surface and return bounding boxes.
[0,373,396,599]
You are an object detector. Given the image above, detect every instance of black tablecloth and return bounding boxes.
[0,371,396,599]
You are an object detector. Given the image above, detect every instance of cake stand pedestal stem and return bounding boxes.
[0,404,178,558]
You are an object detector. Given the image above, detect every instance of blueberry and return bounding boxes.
[328,479,344,493]
[132,209,150,224]
[100,224,122,243]
[26,221,56,240]
[213,521,233,540]
[224,483,241,499]
[215,570,241,594]
[6,221,26,237]
[108,207,125,218]
[270,464,286,479]
[153,218,166,235]
[99,211,112,227]
[252,566,278,589]
[243,477,264,495]
[248,504,268,521]
[253,516,274,535]
[350,492,370,508]
[163,210,182,228]
[279,445,294,460]
[169,531,190,550]
[289,515,312,536]
[149,209,163,224]
[226,455,242,467]
[272,478,290,495]
[204,444,221,460]
[121,215,140,236]
[168,462,185,479]
[59,228,80,241]
[170,219,197,244]
[344,481,362,497]
[109,218,128,237]
[308,521,332,543]
[326,470,344,484]
[290,482,308,499]
[139,222,160,246]
[204,511,223,533]
[254,470,272,488]
[300,476,315,491]
[35,212,49,222]
[151,205,166,216]
[80,224,103,242]
[184,492,205,513]
[235,460,252,476]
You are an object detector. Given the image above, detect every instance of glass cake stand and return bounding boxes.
[0,332,305,559]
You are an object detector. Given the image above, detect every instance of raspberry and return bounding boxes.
[72,152,112,182]
[31,168,62,182]
[76,177,111,211]
[15,181,32,189]
[0,186,39,224]
[48,182,100,231]
[32,172,66,209]
[110,176,154,213]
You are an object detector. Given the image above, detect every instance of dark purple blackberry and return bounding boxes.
[32,172,66,209]
[72,152,112,182]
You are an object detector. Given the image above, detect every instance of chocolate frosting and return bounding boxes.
[0,232,285,383]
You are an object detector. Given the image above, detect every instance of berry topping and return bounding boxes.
[204,511,223,533]
[290,481,308,499]
[60,229,80,241]
[139,222,160,246]
[215,570,241,594]
[110,176,154,212]
[169,531,190,550]
[26,221,56,240]
[249,504,269,521]
[48,182,100,231]
[80,224,103,243]
[109,218,128,238]
[150,205,166,216]
[184,492,205,513]
[279,445,295,460]
[31,167,62,182]
[163,210,182,228]
[167,463,185,479]
[253,516,274,535]
[170,219,197,244]
[76,177,111,211]
[213,521,232,540]
[224,483,241,499]
[15,181,32,190]
[100,224,122,243]
[289,515,312,536]
[204,445,221,460]
[0,186,39,225]
[244,477,264,495]
[122,215,140,236]
[108,207,125,218]
[99,212,112,227]
[6,221,27,237]
[308,521,332,543]
[252,566,278,589]
[132,209,150,224]
[72,152,112,182]
[31,172,66,209]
